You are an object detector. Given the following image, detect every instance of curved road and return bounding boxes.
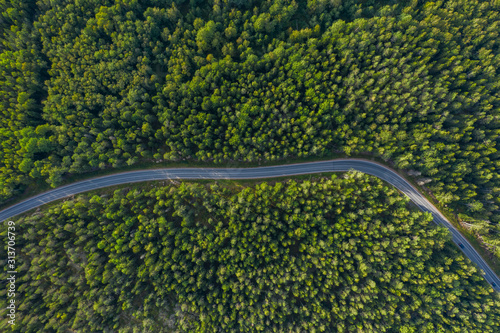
[1,159,499,291]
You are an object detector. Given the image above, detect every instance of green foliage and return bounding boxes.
[0,1,499,255]
[1,173,499,332]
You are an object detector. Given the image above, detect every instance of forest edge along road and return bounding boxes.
[1,158,499,291]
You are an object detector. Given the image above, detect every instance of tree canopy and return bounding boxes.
[1,173,499,332]
[0,0,499,263]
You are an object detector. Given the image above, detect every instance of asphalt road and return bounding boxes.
[1,158,499,291]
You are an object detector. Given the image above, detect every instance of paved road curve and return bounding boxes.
[1,158,499,291]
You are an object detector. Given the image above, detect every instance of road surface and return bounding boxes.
[1,158,499,291]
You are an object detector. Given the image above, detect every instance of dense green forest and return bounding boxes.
[1,0,499,257]
[1,172,499,332]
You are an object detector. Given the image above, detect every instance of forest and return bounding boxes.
[1,0,499,259]
[1,172,499,332]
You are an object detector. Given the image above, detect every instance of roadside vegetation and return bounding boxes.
[1,0,499,259]
[1,172,499,332]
